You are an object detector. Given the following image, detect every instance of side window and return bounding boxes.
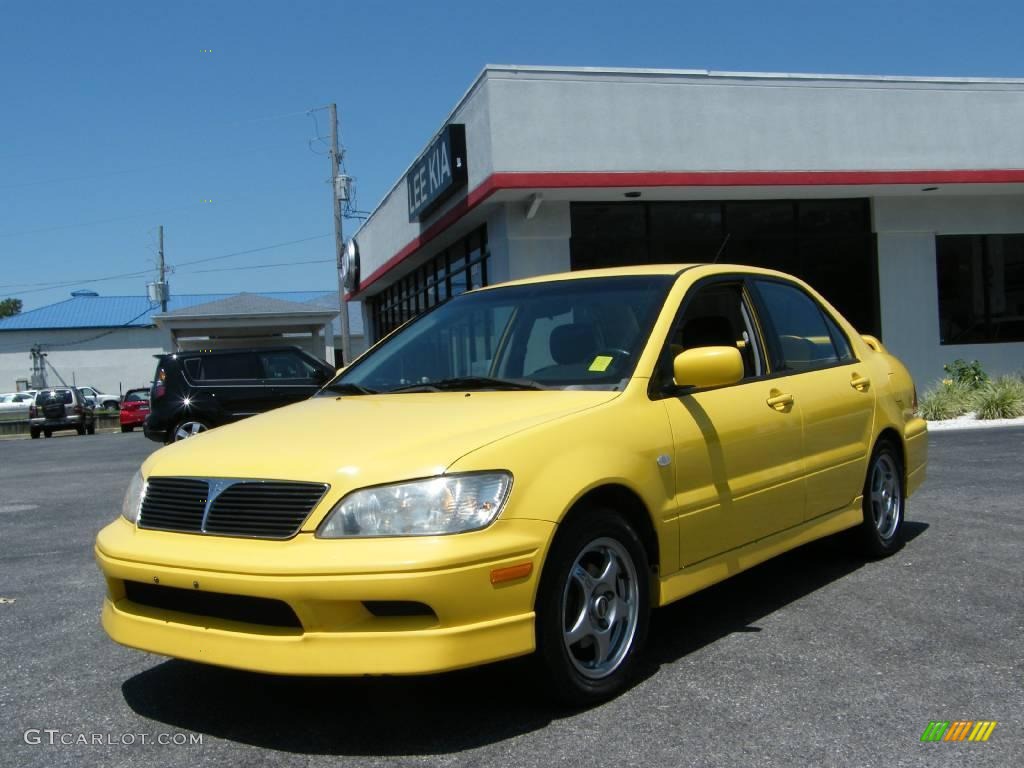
[822,311,855,363]
[197,353,262,381]
[670,282,765,381]
[754,280,843,372]
[259,351,317,380]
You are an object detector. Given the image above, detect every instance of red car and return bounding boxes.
[119,388,151,433]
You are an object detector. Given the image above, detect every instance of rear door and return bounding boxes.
[749,278,876,520]
[190,352,269,421]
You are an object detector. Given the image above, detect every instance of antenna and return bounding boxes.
[711,233,731,264]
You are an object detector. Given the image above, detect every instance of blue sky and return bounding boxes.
[1,0,1021,311]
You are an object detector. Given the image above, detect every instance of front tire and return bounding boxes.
[535,508,650,705]
[30,428,40,439]
[856,440,905,558]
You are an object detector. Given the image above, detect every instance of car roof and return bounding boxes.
[154,344,306,359]
[476,263,797,290]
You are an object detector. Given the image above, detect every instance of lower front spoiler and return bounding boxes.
[101,597,535,676]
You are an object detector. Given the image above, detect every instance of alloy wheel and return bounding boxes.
[561,537,640,680]
[869,453,901,541]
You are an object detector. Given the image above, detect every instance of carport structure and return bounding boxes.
[153,293,339,363]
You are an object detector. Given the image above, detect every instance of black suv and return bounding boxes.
[144,346,334,443]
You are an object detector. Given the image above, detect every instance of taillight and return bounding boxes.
[29,405,36,418]
[74,405,83,415]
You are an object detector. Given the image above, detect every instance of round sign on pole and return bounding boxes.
[340,239,360,292]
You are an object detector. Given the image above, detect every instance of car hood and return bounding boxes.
[142,390,620,487]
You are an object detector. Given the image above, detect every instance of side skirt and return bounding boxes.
[657,499,864,607]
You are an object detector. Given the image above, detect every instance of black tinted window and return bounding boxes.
[259,351,317,380]
[36,389,73,404]
[755,280,840,371]
[196,353,261,380]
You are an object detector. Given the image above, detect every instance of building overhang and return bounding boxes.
[349,168,1024,299]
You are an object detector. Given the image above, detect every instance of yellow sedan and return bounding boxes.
[96,264,927,704]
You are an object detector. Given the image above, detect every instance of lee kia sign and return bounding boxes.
[406,124,468,222]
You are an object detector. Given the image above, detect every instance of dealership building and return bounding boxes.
[348,65,1024,384]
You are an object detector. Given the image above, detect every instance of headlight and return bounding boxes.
[121,471,146,523]
[317,472,512,538]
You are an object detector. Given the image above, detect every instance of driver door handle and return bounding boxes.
[766,391,794,411]
[850,373,871,391]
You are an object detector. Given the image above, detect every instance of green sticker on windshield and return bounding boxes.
[588,355,613,372]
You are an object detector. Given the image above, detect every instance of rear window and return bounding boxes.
[36,390,73,405]
[124,390,150,403]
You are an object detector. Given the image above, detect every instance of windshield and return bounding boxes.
[328,275,674,393]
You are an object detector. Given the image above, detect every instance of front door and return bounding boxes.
[659,280,806,566]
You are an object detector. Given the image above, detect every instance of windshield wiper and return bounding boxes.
[322,382,378,395]
[388,376,546,393]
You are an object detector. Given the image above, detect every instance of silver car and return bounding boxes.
[29,388,96,439]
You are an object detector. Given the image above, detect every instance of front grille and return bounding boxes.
[124,581,302,629]
[140,478,208,532]
[206,482,328,538]
[138,477,328,539]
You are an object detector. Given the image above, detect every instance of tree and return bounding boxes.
[0,298,22,318]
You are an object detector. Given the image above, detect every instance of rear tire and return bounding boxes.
[76,425,85,436]
[30,429,40,439]
[172,419,210,442]
[43,429,52,438]
[535,507,650,706]
[856,440,905,558]
[86,422,96,435]
[121,425,133,433]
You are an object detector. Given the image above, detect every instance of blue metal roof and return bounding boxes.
[0,292,337,331]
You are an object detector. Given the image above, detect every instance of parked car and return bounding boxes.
[143,346,334,443]
[0,391,36,417]
[29,387,96,438]
[98,265,927,704]
[119,388,151,433]
[78,386,120,410]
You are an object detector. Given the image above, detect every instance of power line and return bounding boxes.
[0,234,332,294]
[190,258,333,275]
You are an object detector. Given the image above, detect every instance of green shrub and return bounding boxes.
[973,376,1024,420]
[918,380,974,420]
[943,359,989,389]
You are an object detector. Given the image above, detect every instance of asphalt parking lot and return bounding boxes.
[0,428,1020,767]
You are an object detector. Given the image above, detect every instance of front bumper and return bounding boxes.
[95,517,553,675]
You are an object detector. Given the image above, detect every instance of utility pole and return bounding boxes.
[158,224,167,313]
[328,104,352,366]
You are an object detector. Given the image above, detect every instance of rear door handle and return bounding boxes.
[766,391,794,411]
[850,373,871,391]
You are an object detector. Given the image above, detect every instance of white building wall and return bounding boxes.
[0,327,165,394]
[486,70,1024,173]
[874,195,1024,385]
[486,201,572,285]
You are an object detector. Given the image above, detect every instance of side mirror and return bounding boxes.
[673,346,744,390]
